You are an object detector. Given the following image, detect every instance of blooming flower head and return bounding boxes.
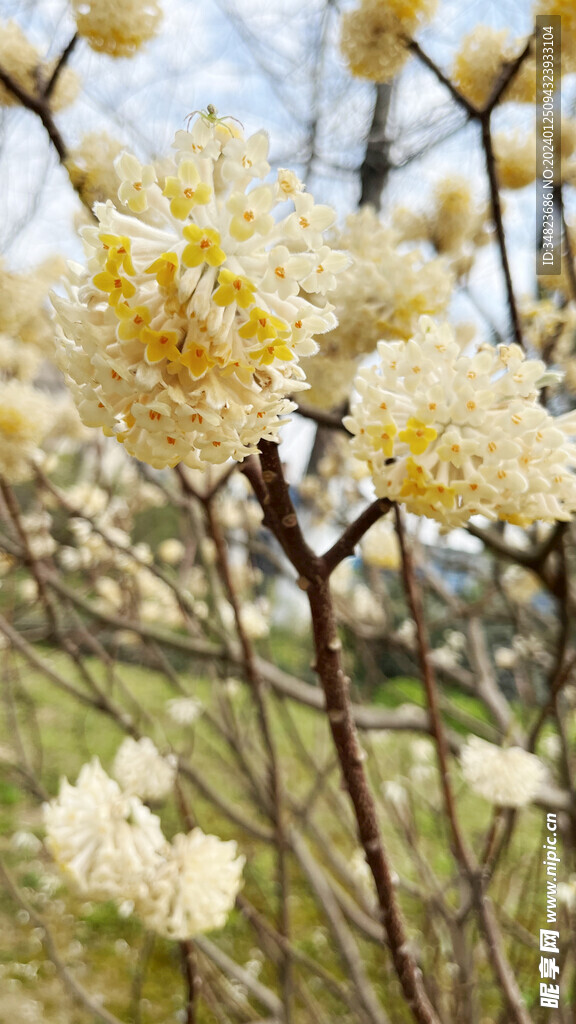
[137,828,245,939]
[494,131,536,190]
[521,298,576,366]
[361,517,400,570]
[301,351,361,410]
[340,0,437,83]
[66,132,127,208]
[70,0,162,57]
[460,736,547,807]
[1,256,66,353]
[344,316,576,529]
[43,758,166,899]
[157,537,185,564]
[166,696,204,725]
[0,380,54,482]
[314,207,452,364]
[52,115,345,470]
[451,27,535,107]
[112,737,177,801]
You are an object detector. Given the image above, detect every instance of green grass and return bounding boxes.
[0,640,568,1023]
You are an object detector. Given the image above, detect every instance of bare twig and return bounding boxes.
[181,940,200,1024]
[322,499,392,576]
[43,33,79,101]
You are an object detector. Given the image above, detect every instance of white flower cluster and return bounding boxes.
[136,830,245,940]
[166,696,204,726]
[112,737,177,801]
[53,115,346,471]
[460,736,547,808]
[43,759,166,901]
[361,517,400,570]
[345,316,576,528]
[44,753,244,939]
[321,208,452,358]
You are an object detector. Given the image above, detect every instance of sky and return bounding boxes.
[0,0,572,551]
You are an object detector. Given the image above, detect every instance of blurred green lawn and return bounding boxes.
[0,637,563,1022]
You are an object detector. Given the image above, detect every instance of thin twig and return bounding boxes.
[322,499,392,576]
[480,116,523,347]
[181,940,199,1024]
[43,33,79,101]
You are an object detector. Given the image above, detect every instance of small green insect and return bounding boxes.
[185,105,244,135]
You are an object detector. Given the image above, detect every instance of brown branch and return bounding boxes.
[296,402,349,431]
[322,499,392,576]
[485,38,533,112]
[466,521,568,597]
[408,41,525,347]
[359,82,394,209]
[43,33,78,101]
[243,442,320,582]
[245,444,441,1024]
[196,481,294,1023]
[21,566,462,739]
[181,940,199,1024]
[409,40,478,117]
[394,507,471,865]
[480,116,523,347]
[0,64,68,161]
[559,186,576,302]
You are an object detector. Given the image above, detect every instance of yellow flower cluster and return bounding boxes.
[314,207,452,366]
[70,0,162,58]
[340,0,437,83]
[345,316,576,529]
[494,131,536,190]
[66,132,127,208]
[451,26,535,108]
[394,177,492,277]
